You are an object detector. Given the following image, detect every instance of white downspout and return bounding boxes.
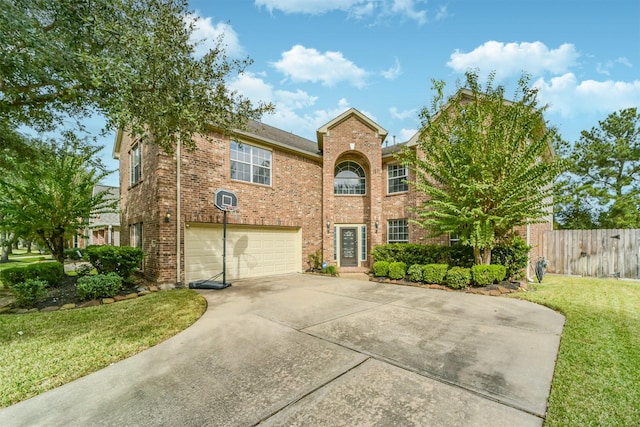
[177,140,181,286]
[526,223,533,282]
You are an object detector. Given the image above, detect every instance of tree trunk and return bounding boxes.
[0,230,8,263]
[26,240,32,253]
[473,245,492,264]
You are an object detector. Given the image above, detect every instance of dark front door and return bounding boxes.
[340,227,358,267]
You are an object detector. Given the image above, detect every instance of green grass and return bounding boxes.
[0,289,206,407]
[513,275,640,426]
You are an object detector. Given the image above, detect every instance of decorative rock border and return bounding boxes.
[0,286,161,315]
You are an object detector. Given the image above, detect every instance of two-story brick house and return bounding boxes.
[114,108,550,287]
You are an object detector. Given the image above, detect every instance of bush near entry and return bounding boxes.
[471,264,507,286]
[77,273,123,300]
[445,267,472,289]
[10,279,48,307]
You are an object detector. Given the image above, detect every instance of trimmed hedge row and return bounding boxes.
[371,236,529,279]
[0,262,64,288]
[372,261,507,290]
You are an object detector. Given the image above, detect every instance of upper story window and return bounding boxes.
[130,142,142,185]
[334,161,366,195]
[230,141,272,186]
[388,219,408,243]
[387,163,408,193]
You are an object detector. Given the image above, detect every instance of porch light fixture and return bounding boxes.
[165,209,171,223]
[375,218,379,233]
[326,220,331,234]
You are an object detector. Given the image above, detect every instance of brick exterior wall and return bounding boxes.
[117,109,551,285]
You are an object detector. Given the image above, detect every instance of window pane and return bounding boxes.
[230,142,271,185]
[388,164,408,193]
[388,219,408,243]
[334,161,366,195]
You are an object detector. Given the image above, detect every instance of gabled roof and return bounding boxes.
[112,120,321,160]
[316,108,388,150]
[90,185,120,228]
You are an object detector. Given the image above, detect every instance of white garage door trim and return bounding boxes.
[184,223,302,283]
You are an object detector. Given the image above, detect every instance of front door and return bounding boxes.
[340,227,358,267]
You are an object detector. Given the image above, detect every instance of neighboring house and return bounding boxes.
[114,108,551,287]
[73,185,121,249]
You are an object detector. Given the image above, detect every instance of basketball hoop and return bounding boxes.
[222,204,241,220]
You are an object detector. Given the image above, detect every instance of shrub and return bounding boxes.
[77,273,123,300]
[10,279,48,308]
[0,262,64,288]
[321,265,338,276]
[422,264,449,284]
[64,248,84,260]
[307,249,322,271]
[373,261,389,277]
[471,264,507,286]
[388,262,407,280]
[371,243,474,268]
[84,245,144,280]
[492,236,530,280]
[445,267,471,289]
[407,264,423,282]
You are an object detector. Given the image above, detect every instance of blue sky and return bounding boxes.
[98,0,639,186]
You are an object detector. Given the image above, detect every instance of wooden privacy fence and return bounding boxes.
[541,229,640,279]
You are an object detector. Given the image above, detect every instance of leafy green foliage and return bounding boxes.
[372,243,474,268]
[398,71,561,264]
[84,245,144,280]
[407,264,424,282]
[445,267,471,289]
[372,261,390,277]
[0,0,272,152]
[77,273,123,300]
[388,262,407,280]
[0,134,113,263]
[491,235,530,279]
[471,264,507,286]
[10,279,48,308]
[307,249,322,271]
[321,265,338,276]
[0,262,64,288]
[64,248,84,261]
[555,108,640,229]
[422,264,449,285]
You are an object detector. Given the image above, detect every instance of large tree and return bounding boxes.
[0,133,115,263]
[555,108,640,229]
[0,0,272,152]
[400,71,562,264]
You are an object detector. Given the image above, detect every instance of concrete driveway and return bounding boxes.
[0,274,564,426]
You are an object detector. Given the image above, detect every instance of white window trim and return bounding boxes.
[230,140,272,186]
[387,163,408,194]
[129,142,142,186]
[387,219,409,244]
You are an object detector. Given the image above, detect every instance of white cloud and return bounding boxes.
[389,106,416,120]
[255,0,437,24]
[382,58,402,80]
[398,128,417,142]
[596,57,633,76]
[534,73,640,117]
[186,13,243,58]
[391,0,427,25]
[255,0,363,14]
[447,41,580,79]
[272,45,368,88]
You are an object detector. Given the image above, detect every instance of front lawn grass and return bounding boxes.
[513,275,640,426]
[0,289,206,407]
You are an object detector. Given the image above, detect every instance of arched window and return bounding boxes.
[334,161,366,195]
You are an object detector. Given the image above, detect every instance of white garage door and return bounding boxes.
[185,224,302,283]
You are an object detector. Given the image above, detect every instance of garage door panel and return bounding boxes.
[185,225,301,283]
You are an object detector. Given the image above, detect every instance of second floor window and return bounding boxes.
[334,161,366,195]
[130,143,142,185]
[387,164,408,193]
[230,141,272,185]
